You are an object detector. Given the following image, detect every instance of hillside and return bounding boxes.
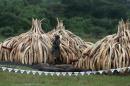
[0,0,130,42]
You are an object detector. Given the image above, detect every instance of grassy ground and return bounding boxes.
[0,71,130,86]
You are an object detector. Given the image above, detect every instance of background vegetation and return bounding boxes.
[0,0,130,42]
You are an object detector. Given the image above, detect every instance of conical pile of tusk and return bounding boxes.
[0,19,53,65]
[47,18,93,64]
[74,20,130,70]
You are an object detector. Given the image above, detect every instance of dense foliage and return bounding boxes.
[0,0,130,42]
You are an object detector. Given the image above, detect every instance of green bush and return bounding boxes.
[0,26,14,37]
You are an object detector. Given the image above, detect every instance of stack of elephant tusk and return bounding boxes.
[0,19,53,65]
[1,18,130,71]
[47,18,93,64]
[74,20,130,70]
[0,18,92,65]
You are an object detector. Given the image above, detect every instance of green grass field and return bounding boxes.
[0,71,130,86]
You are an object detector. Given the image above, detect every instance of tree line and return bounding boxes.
[0,0,130,42]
